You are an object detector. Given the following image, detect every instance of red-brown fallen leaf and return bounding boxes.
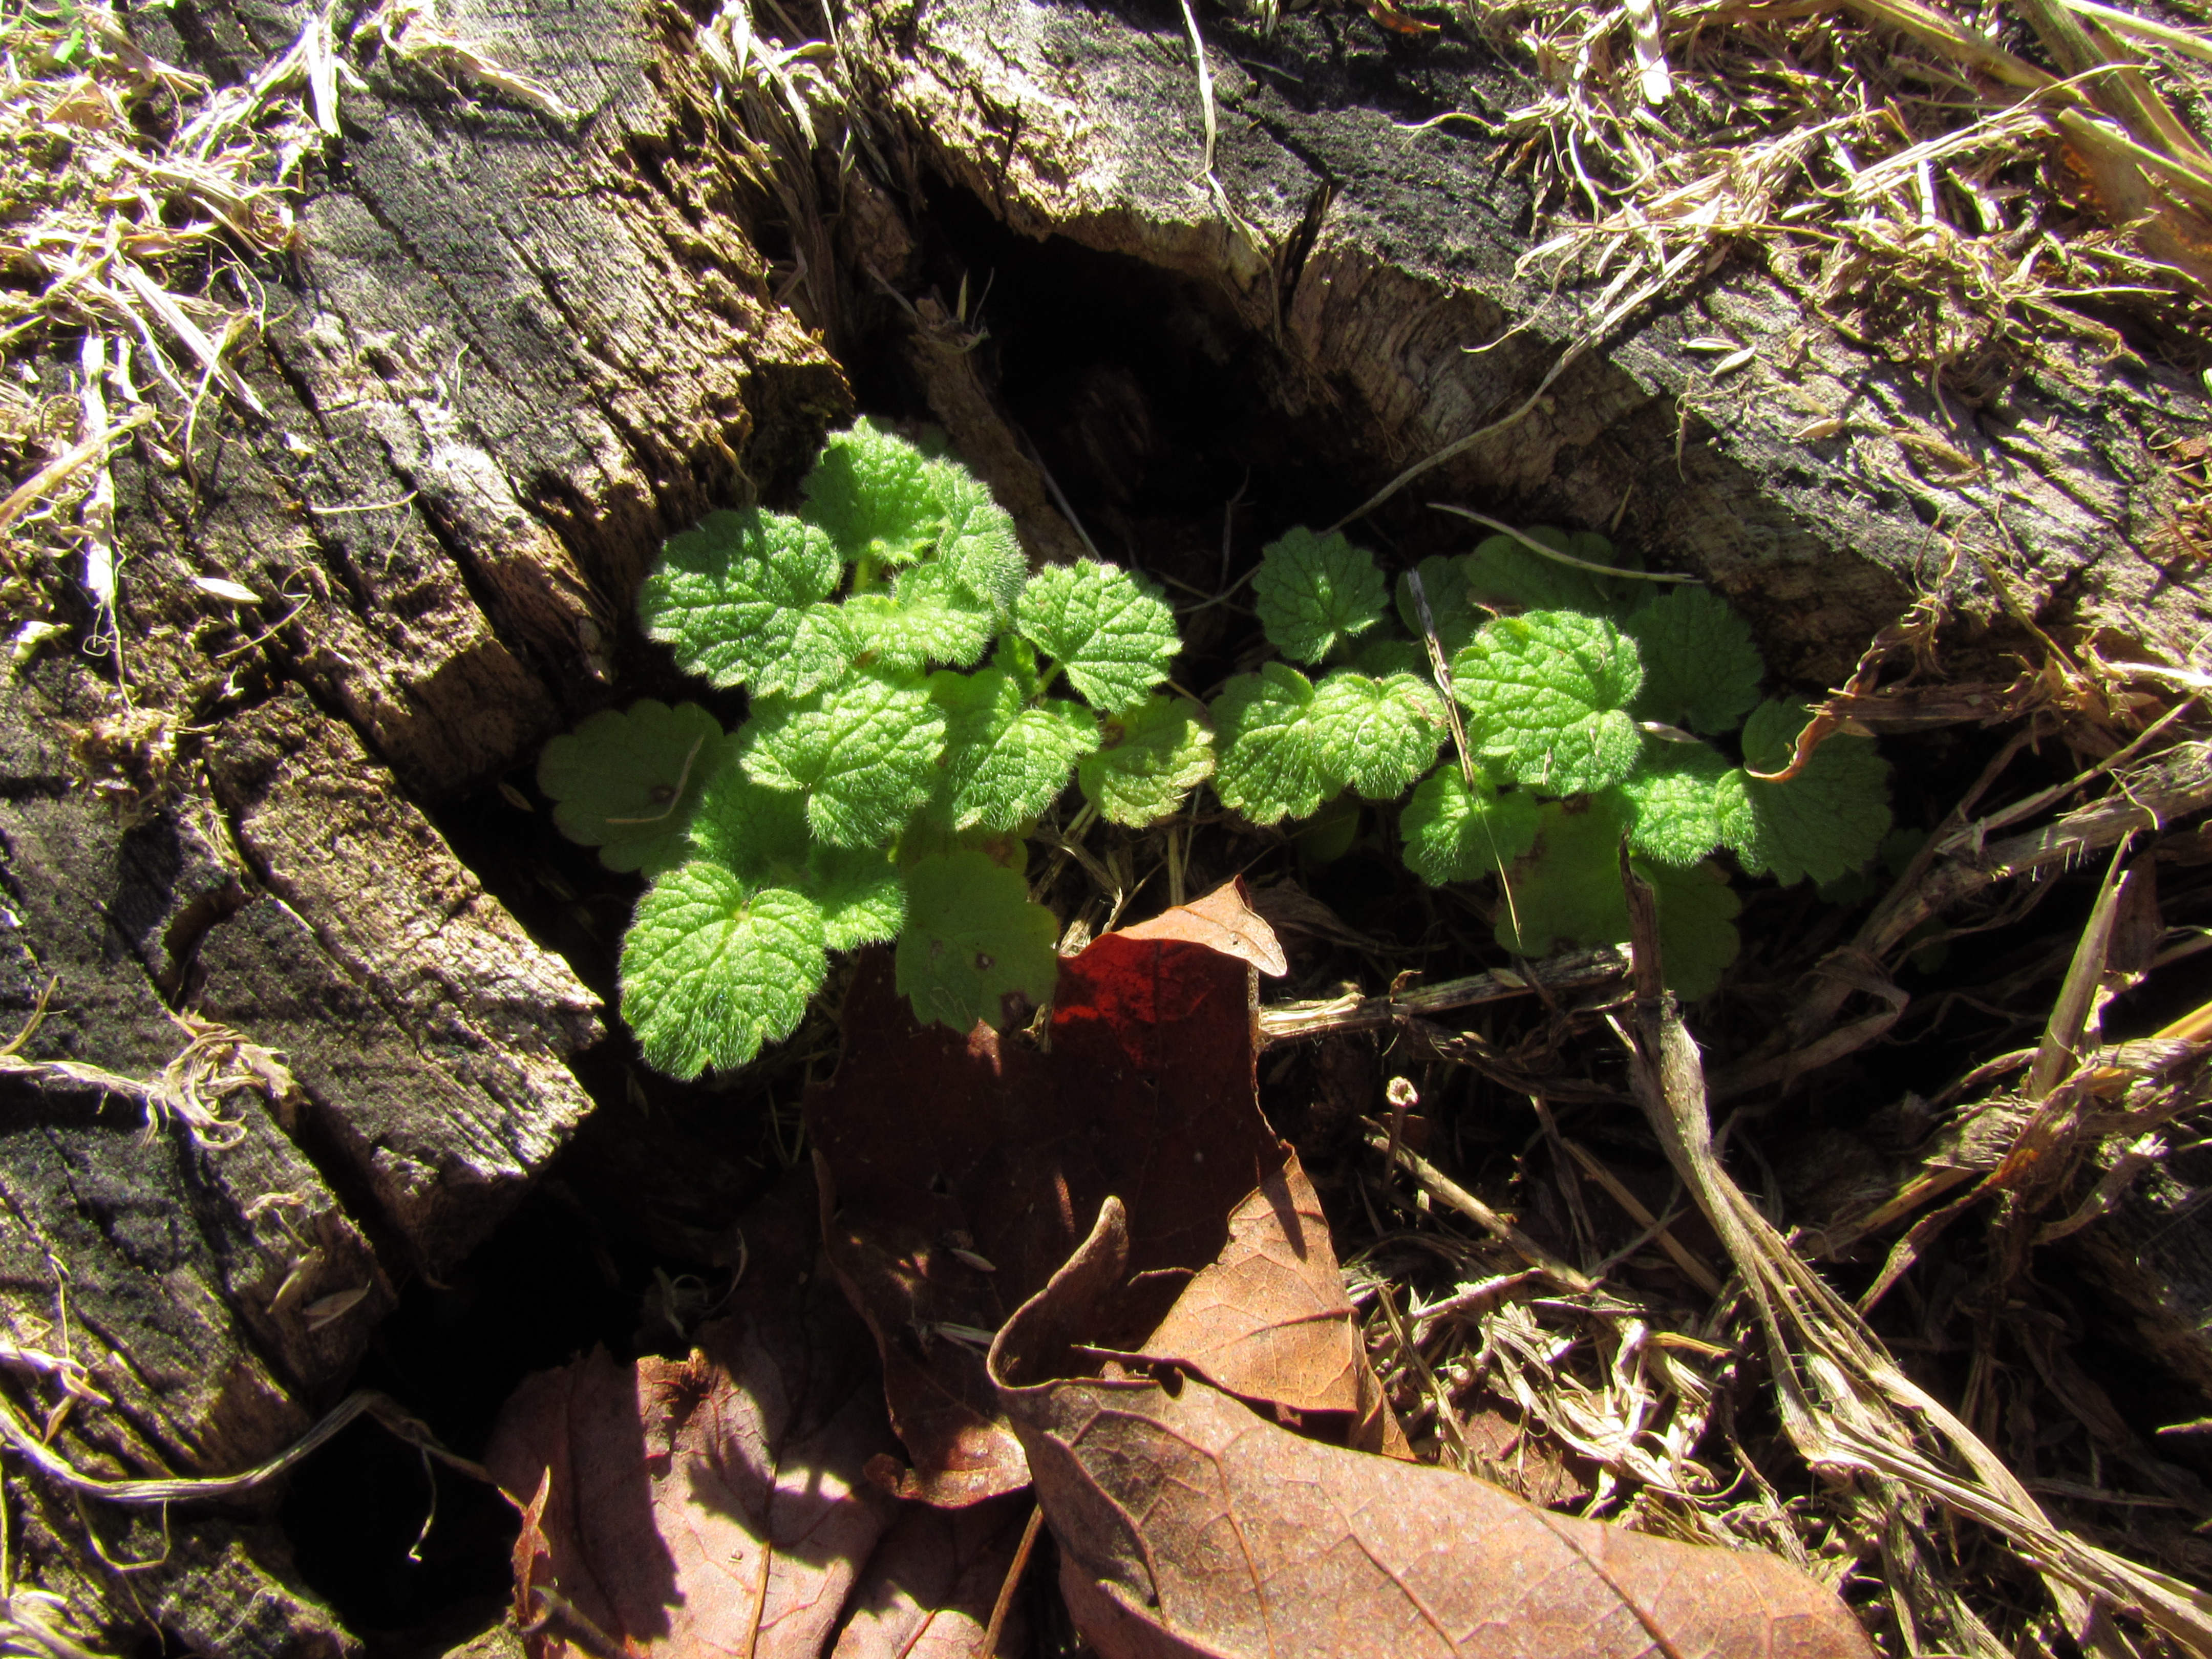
[831,1493,1032,1657]
[1136,1156,1408,1456]
[1120,877,1287,977]
[992,1198,1880,1659]
[486,1172,1012,1657]
[809,933,1396,1504]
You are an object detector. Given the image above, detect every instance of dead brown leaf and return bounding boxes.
[1135,1157,1410,1456]
[486,1172,1010,1657]
[1119,876,1288,977]
[831,1494,1033,1657]
[992,1198,1879,1659]
[809,932,1395,1504]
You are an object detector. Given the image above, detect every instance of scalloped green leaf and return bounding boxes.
[686,765,811,884]
[740,672,946,848]
[1645,860,1742,1000]
[1252,527,1389,664]
[927,461,1027,619]
[1400,766,1541,886]
[1493,797,1633,961]
[1461,527,1630,615]
[1015,561,1179,713]
[538,699,734,876]
[1210,664,1337,825]
[841,561,996,673]
[800,416,941,568]
[1493,797,1738,996]
[1393,554,1481,657]
[620,865,826,1079]
[1453,610,1645,795]
[896,849,1060,1031]
[1623,586,1763,736]
[638,508,848,697]
[1308,670,1448,801]
[1615,740,1730,866]
[809,844,907,951]
[1349,635,1430,679]
[928,667,1099,831]
[1716,699,1892,885]
[1078,694,1216,826]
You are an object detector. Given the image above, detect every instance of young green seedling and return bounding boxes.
[538,418,1213,1078]
[544,416,1893,1078]
[1207,524,1892,996]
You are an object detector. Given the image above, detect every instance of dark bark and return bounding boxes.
[4,0,846,1646]
[837,0,2212,683]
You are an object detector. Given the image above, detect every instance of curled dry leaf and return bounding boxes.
[1118,876,1288,977]
[993,1198,1880,1659]
[1135,1157,1408,1457]
[808,931,1395,1505]
[485,1173,1025,1657]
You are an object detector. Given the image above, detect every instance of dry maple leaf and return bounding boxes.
[992,1197,1880,1659]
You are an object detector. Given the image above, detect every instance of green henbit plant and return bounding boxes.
[1207,524,1894,998]
[536,417,1214,1079]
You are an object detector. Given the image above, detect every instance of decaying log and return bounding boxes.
[0,664,378,1655]
[835,0,2212,683]
[202,691,600,1274]
[3,0,849,1643]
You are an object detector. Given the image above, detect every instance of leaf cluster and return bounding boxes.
[541,419,1210,1076]
[1209,527,1892,996]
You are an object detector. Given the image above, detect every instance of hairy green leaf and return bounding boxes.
[1493,798,1738,996]
[620,865,826,1079]
[1614,740,1730,866]
[740,672,946,848]
[1349,636,1430,679]
[1251,527,1389,664]
[538,699,734,876]
[1210,664,1336,825]
[687,766,811,884]
[1309,670,1447,800]
[1015,561,1179,713]
[1393,555,1481,657]
[1645,860,1742,1001]
[928,668,1099,831]
[896,850,1060,1031]
[1077,695,1215,826]
[841,562,996,672]
[927,462,1028,619]
[810,844,907,951]
[1716,699,1891,885]
[1623,587,1763,736]
[1400,766,1541,886]
[1494,797,1634,962]
[800,416,941,568]
[639,508,848,696]
[1461,528,1625,615]
[1454,610,1645,795]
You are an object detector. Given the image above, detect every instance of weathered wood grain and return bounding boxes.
[0,665,378,1655]
[203,690,600,1273]
[3,0,853,1644]
[838,0,2212,683]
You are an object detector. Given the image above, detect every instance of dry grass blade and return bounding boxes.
[1452,0,2212,426]
[1617,858,2212,1656]
[0,0,351,657]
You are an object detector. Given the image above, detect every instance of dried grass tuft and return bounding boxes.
[1457,0,2212,377]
